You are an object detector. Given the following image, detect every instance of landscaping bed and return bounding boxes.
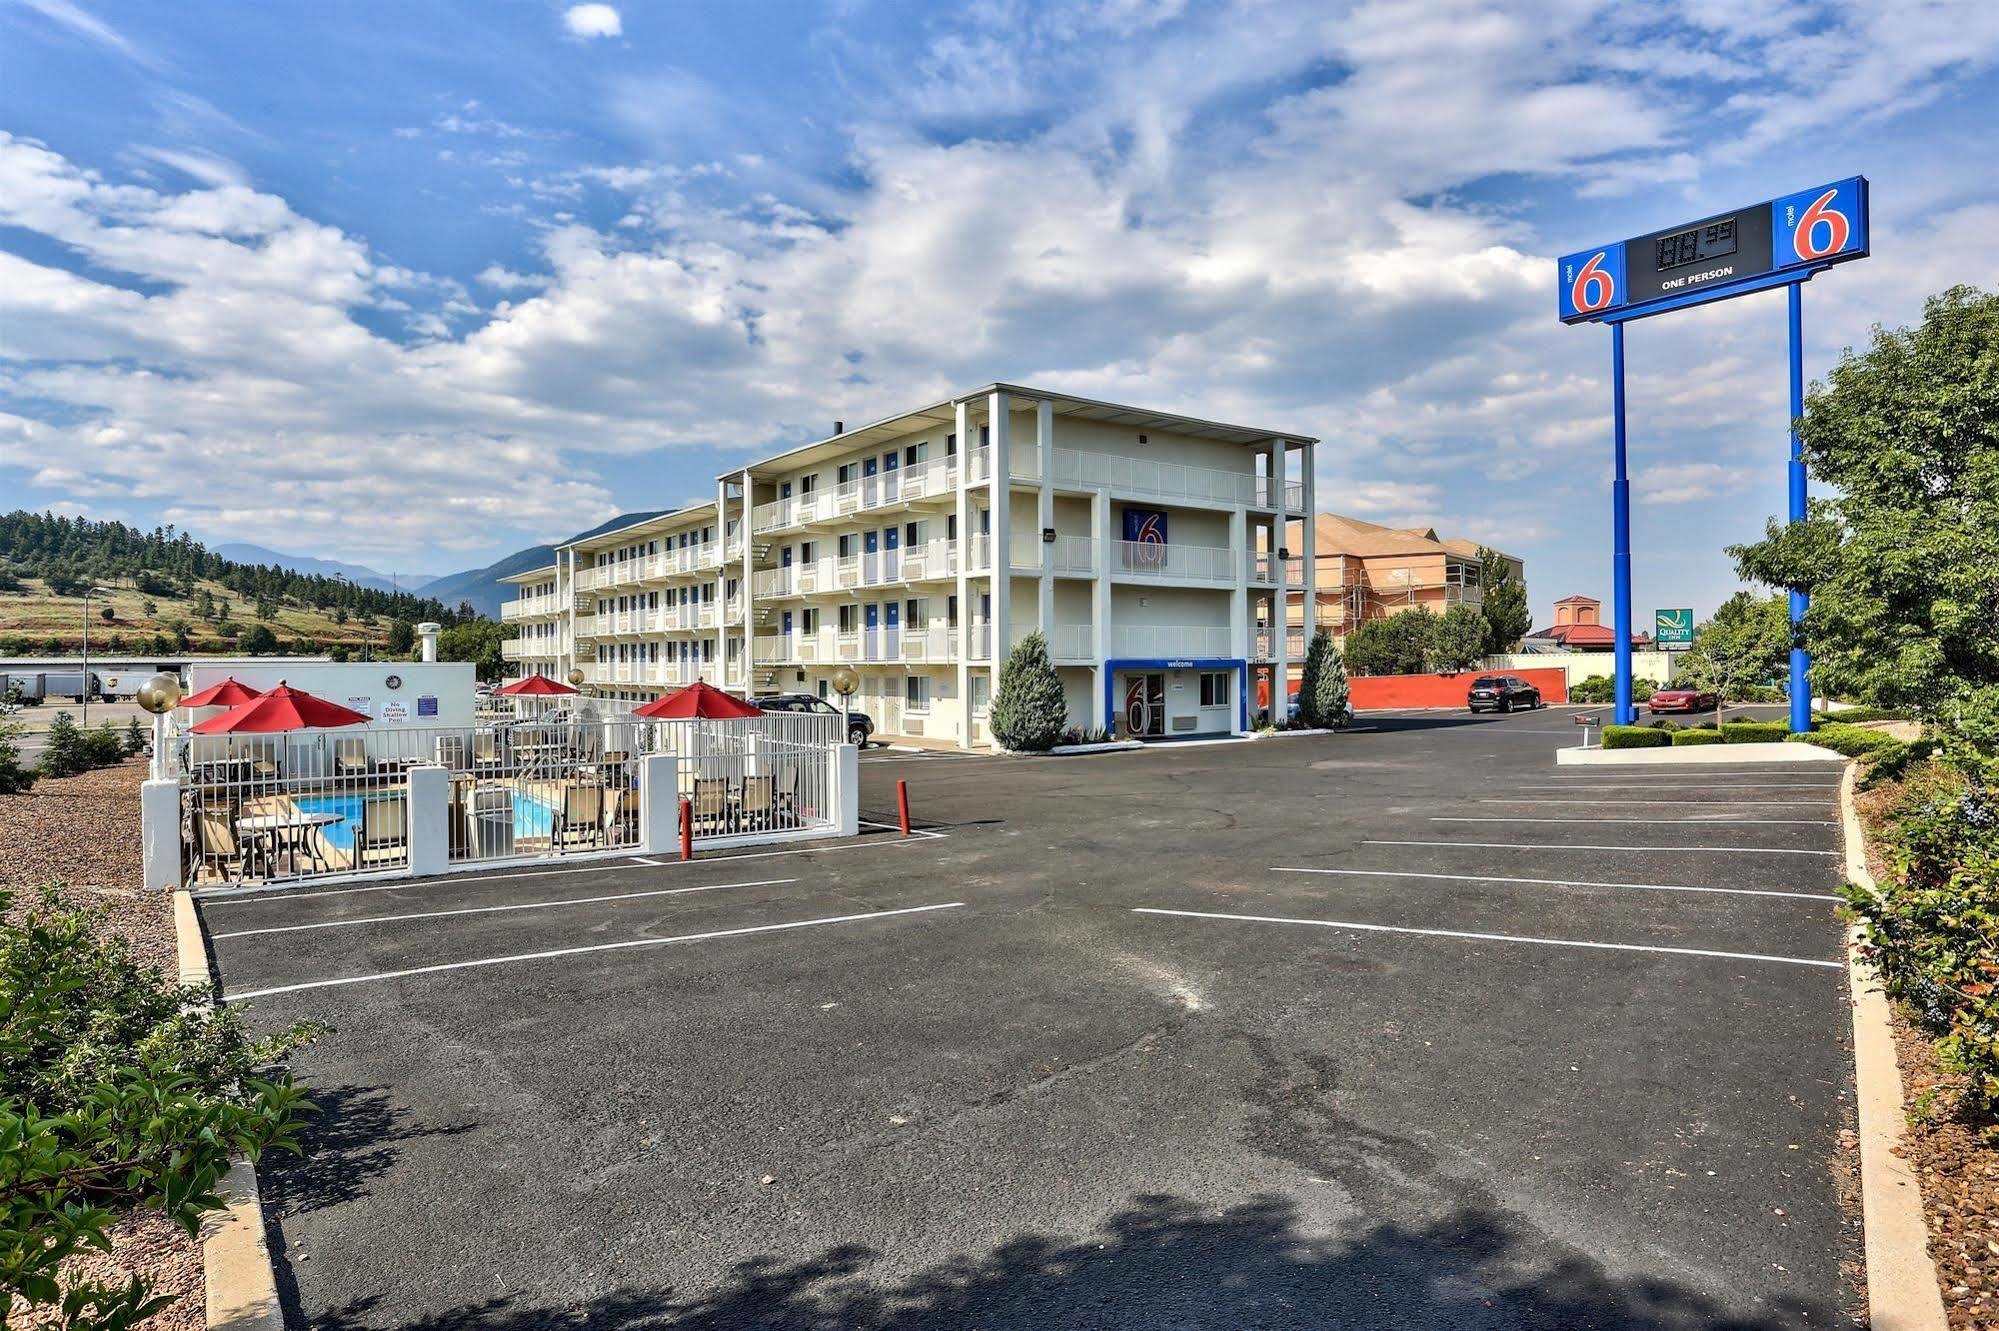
[1,759,205,1331]
[1853,767,1999,1329]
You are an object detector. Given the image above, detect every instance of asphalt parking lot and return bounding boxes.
[206,706,1854,1329]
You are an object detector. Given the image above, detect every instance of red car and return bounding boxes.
[1648,685,1719,714]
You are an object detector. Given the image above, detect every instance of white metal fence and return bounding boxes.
[170,710,844,889]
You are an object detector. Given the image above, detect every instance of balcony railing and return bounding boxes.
[1111,540,1238,583]
[501,638,563,660]
[579,659,722,688]
[1110,624,1234,658]
[753,453,970,534]
[500,593,563,622]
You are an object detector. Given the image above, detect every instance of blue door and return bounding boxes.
[863,528,879,585]
[864,602,880,661]
[885,599,900,657]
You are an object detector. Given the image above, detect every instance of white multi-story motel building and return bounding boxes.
[501,385,1317,748]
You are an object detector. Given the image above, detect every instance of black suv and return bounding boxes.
[752,693,875,747]
[1467,675,1542,713]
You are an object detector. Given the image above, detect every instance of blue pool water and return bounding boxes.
[292,790,558,852]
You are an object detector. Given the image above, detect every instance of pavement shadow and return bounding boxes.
[299,1191,1818,1331]
[261,1083,477,1219]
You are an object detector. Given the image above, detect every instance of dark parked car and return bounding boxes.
[1467,675,1542,713]
[1648,685,1719,714]
[752,693,875,747]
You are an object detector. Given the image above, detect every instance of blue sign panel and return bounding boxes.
[1556,177,1868,323]
[1121,506,1168,571]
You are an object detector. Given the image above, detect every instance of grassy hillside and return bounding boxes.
[0,574,382,656]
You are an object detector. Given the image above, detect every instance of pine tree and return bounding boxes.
[990,632,1068,752]
[37,710,89,778]
[1297,630,1350,728]
[0,720,36,793]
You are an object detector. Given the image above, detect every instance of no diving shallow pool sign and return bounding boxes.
[1655,608,1694,651]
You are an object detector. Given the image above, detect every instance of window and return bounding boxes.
[971,675,991,715]
[799,540,814,563]
[838,605,858,633]
[838,533,854,557]
[980,424,990,447]
[801,608,818,633]
[817,678,829,699]
[1199,671,1230,708]
[799,474,817,495]
[947,594,959,627]
[945,433,956,456]
[906,675,930,711]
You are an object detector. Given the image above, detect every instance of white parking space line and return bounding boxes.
[199,829,948,907]
[224,902,967,1002]
[1367,838,1840,856]
[857,819,949,840]
[1477,798,1835,807]
[211,877,802,940]
[628,856,666,866]
[1270,866,1839,902]
[1431,816,1835,826]
[1132,907,1843,969]
[1513,784,1841,791]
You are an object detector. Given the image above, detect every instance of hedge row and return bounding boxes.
[1721,721,1790,744]
[1796,721,1904,758]
[1601,725,1669,749]
[1671,728,1724,746]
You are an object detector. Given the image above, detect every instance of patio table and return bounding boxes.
[237,811,344,876]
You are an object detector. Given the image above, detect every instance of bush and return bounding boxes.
[123,715,148,757]
[81,721,125,769]
[1721,720,1791,744]
[1297,630,1348,728]
[1843,765,1999,1116]
[0,888,319,1323]
[1821,705,1910,723]
[0,720,35,794]
[1672,728,1725,745]
[1601,724,1670,749]
[34,711,89,778]
[1570,675,1661,704]
[990,632,1067,752]
[1797,721,1902,758]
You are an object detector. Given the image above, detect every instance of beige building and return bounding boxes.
[503,384,1317,747]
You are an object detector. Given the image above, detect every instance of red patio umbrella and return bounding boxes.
[176,677,264,709]
[188,682,371,734]
[494,674,579,697]
[632,680,761,720]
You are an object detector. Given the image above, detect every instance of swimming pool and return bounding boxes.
[292,789,559,853]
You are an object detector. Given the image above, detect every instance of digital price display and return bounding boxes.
[1654,218,1737,271]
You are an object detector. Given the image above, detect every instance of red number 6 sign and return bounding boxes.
[1794,189,1850,261]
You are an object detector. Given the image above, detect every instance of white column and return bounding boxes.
[717,477,732,681]
[1092,486,1112,732]
[1271,449,1291,712]
[142,776,182,892]
[828,742,860,837]
[955,398,973,748]
[739,469,755,692]
[406,764,450,878]
[987,390,1011,749]
[562,547,575,681]
[1300,442,1317,645]
[1229,507,1248,663]
[640,752,680,854]
[1036,398,1054,636]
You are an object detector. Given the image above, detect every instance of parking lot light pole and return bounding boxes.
[81,584,109,726]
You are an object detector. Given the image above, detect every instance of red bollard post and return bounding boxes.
[897,779,911,836]
[679,797,694,861]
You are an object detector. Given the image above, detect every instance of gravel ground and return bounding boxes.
[1854,771,1999,1329]
[2,759,205,1331]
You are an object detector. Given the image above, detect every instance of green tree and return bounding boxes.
[240,623,279,655]
[1429,603,1488,673]
[990,631,1067,751]
[1676,592,1792,723]
[386,619,417,658]
[192,588,215,621]
[42,568,83,599]
[0,720,35,794]
[1342,609,1434,677]
[1731,285,1999,771]
[35,711,89,779]
[1476,549,1531,655]
[123,715,148,758]
[1296,629,1349,728]
[254,594,277,621]
[0,888,316,1326]
[437,620,510,682]
[97,604,114,624]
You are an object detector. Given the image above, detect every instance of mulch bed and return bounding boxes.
[1854,772,1999,1328]
[2,759,205,1331]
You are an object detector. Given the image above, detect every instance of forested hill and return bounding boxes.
[0,511,479,626]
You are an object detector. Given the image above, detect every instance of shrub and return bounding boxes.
[123,715,148,757]
[990,632,1067,752]
[35,711,89,778]
[81,721,125,769]
[1721,720,1791,744]
[0,720,35,794]
[1297,630,1349,728]
[1797,721,1902,758]
[1672,728,1725,745]
[1569,675,1661,704]
[1821,705,1910,723]
[1843,765,1999,1116]
[0,888,319,1324]
[1601,724,1670,749]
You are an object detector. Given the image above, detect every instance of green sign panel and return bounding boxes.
[1655,608,1694,651]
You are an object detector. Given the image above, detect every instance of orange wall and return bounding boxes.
[1345,667,1569,710]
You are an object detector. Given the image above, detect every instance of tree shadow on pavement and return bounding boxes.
[302,1191,1822,1331]
[260,1082,478,1220]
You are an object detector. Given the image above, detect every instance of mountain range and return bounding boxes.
[417,511,672,617]
[211,543,421,594]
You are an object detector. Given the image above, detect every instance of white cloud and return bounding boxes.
[1635,462,1757,506]
[563,4,622,39]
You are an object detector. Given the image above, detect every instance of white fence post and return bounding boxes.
[143,777,182,892]
[407,765,450,878]
[640,753,680,854]
[829,743,859,838]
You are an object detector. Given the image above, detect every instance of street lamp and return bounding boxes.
[80,585,109,726]
[830,666,859,741]
[135,671,182,779]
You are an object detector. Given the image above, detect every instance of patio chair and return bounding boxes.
[691,778,732,835]
[245,740,280,782]
[553,783,604,849]
[473,731,501,770]
[739,775,775,832]
[435,733,468,769]
[774,765,800,823]
[357,797,409,868]
[333,737,372,777]
[195,802,247,882]
[601,785,639,846]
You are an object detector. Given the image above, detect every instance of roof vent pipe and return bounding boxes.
[833,420,844,435]
[416,622,440,663]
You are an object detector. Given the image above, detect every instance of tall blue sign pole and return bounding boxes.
[1610,323,1633,724]
[1557,177,1868,732]
[1787,283,1811,733]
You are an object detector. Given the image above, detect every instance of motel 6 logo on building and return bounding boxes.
[1557,244,1624,322]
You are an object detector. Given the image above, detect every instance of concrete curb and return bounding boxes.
[171,890,287,1331]
[1838,764,1950,1331]
[1554,740,1847,765]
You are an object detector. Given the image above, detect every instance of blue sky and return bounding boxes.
[2,0,1996,621]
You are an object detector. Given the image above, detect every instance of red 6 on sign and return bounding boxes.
[1796,189,1850,260]
[1571,252,1614,313]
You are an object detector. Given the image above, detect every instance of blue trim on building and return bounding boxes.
[1102,657,1250,739]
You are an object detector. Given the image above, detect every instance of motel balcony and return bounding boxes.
[501,637,564,661]
[500,592,564,622]
[1109,624,1235,659]
[578,659,725,689]
[1007,447,1306,513]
